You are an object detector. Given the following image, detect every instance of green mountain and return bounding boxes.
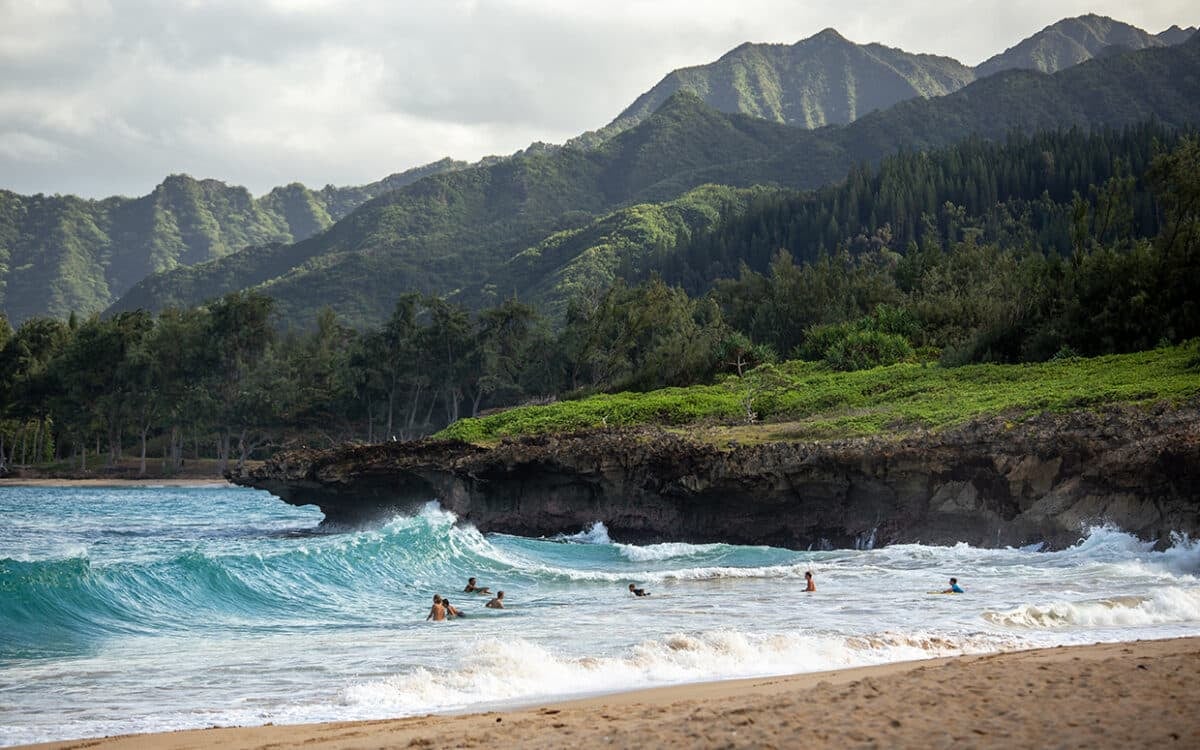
[574,15,1191,149]
[577,28,974,144]
[1156,25,1198,45]
[0,158,466,323]
[108,36,1200,328]
[975,14,1182,77]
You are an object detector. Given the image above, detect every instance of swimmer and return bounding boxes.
[486,591,505,609]
[443,597,464,618]
[426,594,446,621]
[942,577,964,594]
[804,570,816,592]
[464,577,492,594]
[628,583,650,597]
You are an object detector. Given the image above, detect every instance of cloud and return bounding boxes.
[0,0,1193,197]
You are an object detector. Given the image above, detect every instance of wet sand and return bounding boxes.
[21,636,1200,749]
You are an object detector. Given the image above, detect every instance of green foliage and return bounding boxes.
[437,345,1200,443]
[824,330,914,372]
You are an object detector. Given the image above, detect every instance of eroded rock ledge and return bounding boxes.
[232,404,1200,549]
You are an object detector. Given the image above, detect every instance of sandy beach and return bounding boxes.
[0,478,231,487]
[21,636,1199,750]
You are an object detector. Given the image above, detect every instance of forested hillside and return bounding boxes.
[0,158,466,323]
[2,129,1197,472]
[110,35,1200,327]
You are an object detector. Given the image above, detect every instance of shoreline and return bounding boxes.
[20,636,1200,749]
[0,478,231,487]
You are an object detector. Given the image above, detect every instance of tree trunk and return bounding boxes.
[217,431,230,474]
[386,389,395,439]
[139,426,149,476]
[423,393,437,429]
[32,420,42,465]
[81,442,87,472]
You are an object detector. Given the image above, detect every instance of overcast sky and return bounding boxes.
[0,0,1194,198]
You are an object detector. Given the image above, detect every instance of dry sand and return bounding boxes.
[22,636,1200,749]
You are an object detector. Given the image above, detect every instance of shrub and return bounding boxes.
[824,330,914,371]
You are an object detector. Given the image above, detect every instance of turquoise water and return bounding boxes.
[2,485,1199,746]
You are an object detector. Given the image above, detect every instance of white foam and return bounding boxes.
[340,629,1013,715]
[615,542,729,562]
[984,586,1200,629]
[551,521,612,545]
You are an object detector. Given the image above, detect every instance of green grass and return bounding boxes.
[437,344,1200,444]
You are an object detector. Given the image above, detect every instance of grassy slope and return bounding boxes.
[437,345,1200,445]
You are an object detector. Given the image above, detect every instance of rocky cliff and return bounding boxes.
[232,404,1200,550]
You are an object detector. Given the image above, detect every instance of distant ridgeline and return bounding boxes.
[569,15,1197,147]
[0,158,467,324]
[103,32,1200,328]
[0,15,1195,327]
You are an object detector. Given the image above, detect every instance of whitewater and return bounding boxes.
[2,486,1198,746]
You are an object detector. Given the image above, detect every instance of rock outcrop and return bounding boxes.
[232,404,1200,550]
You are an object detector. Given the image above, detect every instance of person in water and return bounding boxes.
[942,577,964,594]
[426,594,446,621]
[443,597,464,618]
[464,577,492,594]
[486,591,505,609]
[804,570,816,592]
[628,583,650,597]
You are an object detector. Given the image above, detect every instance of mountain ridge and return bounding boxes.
[107,37,1200,328]
[572,14,1193,149]
[0,158,468,323]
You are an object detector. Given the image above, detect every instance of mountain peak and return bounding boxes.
[806,27,849,43]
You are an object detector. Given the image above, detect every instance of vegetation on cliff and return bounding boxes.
[435,344,1200,444]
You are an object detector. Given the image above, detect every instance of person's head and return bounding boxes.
[629,583,636,591]
[497,591,504,599]
[949,578,957,585]
[442,598,451,607]
[433,594,442,603]
[468,577,476,585]
[805,571,813,579]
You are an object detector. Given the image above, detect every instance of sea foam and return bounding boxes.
[984,587,1200,629]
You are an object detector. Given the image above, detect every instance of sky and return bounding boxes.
[0,0,1195,198]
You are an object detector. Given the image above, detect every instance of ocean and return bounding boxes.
[2,484,1198,746]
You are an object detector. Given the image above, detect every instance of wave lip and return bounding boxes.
[983,587,1200,629]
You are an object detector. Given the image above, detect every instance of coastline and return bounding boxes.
[21,636,1200,749]
[0,478,231,487]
